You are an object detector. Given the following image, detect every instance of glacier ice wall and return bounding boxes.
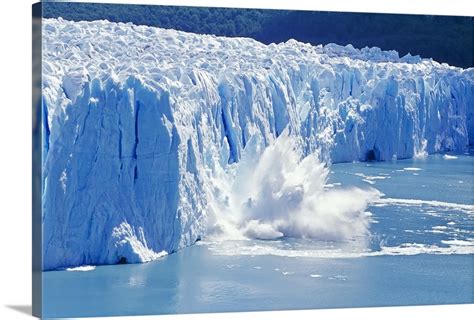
[42,18,474,269]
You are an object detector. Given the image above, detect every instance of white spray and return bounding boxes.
[207,131,381,242]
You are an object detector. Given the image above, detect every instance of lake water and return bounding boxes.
[43,152,474,318]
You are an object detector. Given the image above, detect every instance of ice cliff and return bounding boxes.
[41,18,474,270]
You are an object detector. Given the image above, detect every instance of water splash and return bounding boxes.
[414,138,428,159]
[207,132,381,242]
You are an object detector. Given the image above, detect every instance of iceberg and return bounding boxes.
[41,18,474,270]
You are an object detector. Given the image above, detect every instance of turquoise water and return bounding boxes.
[43,152,473,318]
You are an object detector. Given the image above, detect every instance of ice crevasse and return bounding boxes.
[41,18,474,270]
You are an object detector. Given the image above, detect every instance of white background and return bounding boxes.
[0,0,472,319]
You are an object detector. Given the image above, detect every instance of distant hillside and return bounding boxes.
[42,2,473,68]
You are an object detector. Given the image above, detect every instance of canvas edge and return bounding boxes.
[32,2,43,318]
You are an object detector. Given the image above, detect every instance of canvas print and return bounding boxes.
[33,1,473,318]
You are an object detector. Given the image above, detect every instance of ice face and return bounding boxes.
[41,18,473,270]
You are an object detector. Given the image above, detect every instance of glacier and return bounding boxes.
[41,18,474,270]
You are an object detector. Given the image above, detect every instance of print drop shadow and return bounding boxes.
[5,305,32,316]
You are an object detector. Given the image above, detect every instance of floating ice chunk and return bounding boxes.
[356,173,390,186]
[374,198,474,214]
[443,154,458,160]
[403,167,422,171]
[379,242,474,255]
[441,239,473,246]
[66,265,96,272]
[206,239,474,258]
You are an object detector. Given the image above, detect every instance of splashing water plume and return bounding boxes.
[208,132,381,243]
